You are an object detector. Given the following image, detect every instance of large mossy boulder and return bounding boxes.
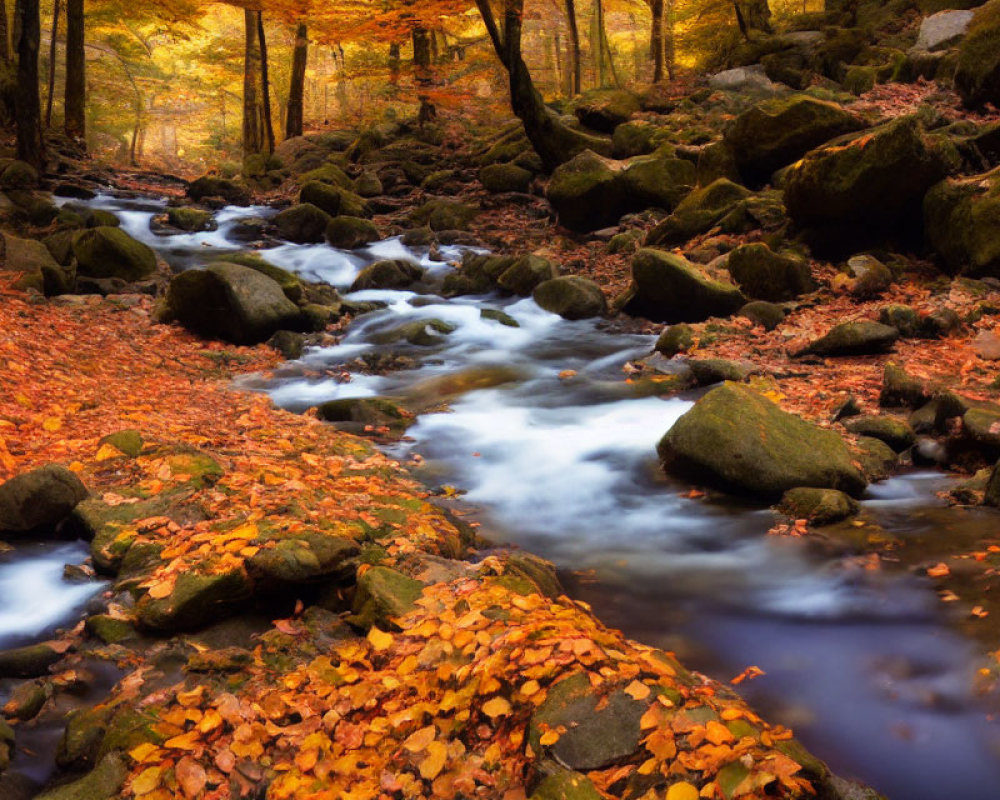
[248,533,359,585]
[954,0,1000,108]
[349,259,424,292]
[479,163,533,193]
[0,465,87,534]
[2,232,75,295]
[547,150,625,231]
[326,215,380,249]
[645,179,752,246]
[843,415,916,451]
[300,181,369,218]
[784,116,951,238]
[532,276,607,320]
[166,206,216,233]
[727,243,816,301]
[162,263,304,345]
[73,227,157,281]
[274,203,331,244]
[187,176,251,205]
[496,255,558,296]
[924,167,1000,277]
[725,95,865,184]
[620,154,697,211]
[212,252,304,303]
[574,90,641,133]
[0,159,38,190]
[620,248,745,323]
[658,383,867,499]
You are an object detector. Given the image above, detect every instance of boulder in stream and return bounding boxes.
[73,227,157,282]
[325,215,379,249]
[0,465,87,534]
[532,276,607,320]
[778,487,860,525]
[187,176,251,206]
[273,203,331,244]
[658,383,867,498]
[349,259,424,292]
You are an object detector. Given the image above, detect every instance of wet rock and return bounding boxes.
[162,263,305,345]
[248,533,359,585]
[349,259,424,292]
[547,150,625,231]
[727,243,815,301]
[496,255,558,297]
[0,643,64,678]
[350,566,424,629]
[273,203,331,244]
[924,167,1000,277]
[724,94,864,184]
[36,753,127,800]
[688,358,756,386]
[778,487,859,525]
[53,182,97,200]
[843,415,916,452]
[409,198,478,232]
[575,90,640,132]
[658,383,867,498]
[954,0,1000,108]
[301,181,369,218]
[645,179,752,246]
[655,324,694,356]
[916,9,975,51]
[909,393,967,433]
[2,232,75,296]
[784,116,950,242]
[59,203,119,229]
[963,402,1000,452]
[84,614,136,644]
[479,163,533,193]
[797,321,898,357]
[268,330,306,359]
[98,430,143,458]
[3,679,51,721]
[620,154,697,212]
[620,248,746,323]
[879,304,921,337]
[214,253,304,304]
[187,176,251,206]
[532,276,607,320]
[317,397,414,436]
[879,362,930,408]
[325,215,379,249]
[166,207,216,233]
[739,300,785,330]
[0,464,87,534]
[73,227,157,282]
[136,568,253,632]
[370,319,456,346]
[528,671,648,770]
[529,763,602,800]
[480,308,519,327]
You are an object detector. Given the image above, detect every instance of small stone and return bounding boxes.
[843,415,916,452]
[798,321,898,358]
[738,300,785,331]
[879,363,929,408]
[778,487,859,525]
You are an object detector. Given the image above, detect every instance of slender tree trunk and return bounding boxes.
[285,22,307,139]
[388,42,400,86]
[664,0,676,79]
[650,0,664,83]
[564,0,580,94]
[0,0,9,64]
[242,9,266,156]
[599,2,622,88]
[412,26,431,86]
[257,11,275,152]
[15,0,43,169]
[64,0,83,141]
[44,0,58,128]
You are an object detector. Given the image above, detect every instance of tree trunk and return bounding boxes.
[474,0,610,171]
[412,26,431,86]
[664,0,676,79]
[0,0,9,64]
[285,22,307,139]
[388,42,400,86]
[256,11,275,152]
[735,0,772,35]
[44,0,57,128]
[15,0,42,169]
[564,0,581,95]
[242,9,266,156]
[64,0,83,141]
[650,0,664,83]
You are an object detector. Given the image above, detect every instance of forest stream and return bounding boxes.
[11,190,998,798]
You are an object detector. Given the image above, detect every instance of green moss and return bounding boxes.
[955,0,1000,108]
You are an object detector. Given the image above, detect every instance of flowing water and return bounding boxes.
[43,193,1000,798]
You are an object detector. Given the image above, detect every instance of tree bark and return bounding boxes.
[0,0,10,64]
[285,22,307,139]
[412,26,432,86]
[44,0,57,128]
[256,11,275,152]
[650,0,664,83]
[388,42,400,86]
[735,0,772,35]
[473,0,610,171]
[15,0,42,169]
[242,9,266,156]
[563,0,580,95]
[64,0,83,141]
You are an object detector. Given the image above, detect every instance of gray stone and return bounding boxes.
[915,10,974,51]
[708,65,781,91]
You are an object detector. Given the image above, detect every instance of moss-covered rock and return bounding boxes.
[2,231,75,295]
[479,163,533,193]
[212,252,304,303]
[688,358,756,386]
[853,435,899,482]
[784,116,950,240]
[778,487,860,525]
[725,95,864,184]
[612,120,673,158]
[325,215,379,249]
[317,397,414,436]
[187,176,251,205]
[528,671,648,770]
[300,181,369,218]
[878,304,921,337]
[274,203,332,244]
[658,383,867,498]
[73,227,157,281]
[98,430,143,458]
[620,248,746,323]
[4,678,50,721]
[924,167,1000,277]
[798,321,899,357]
[136,568,253,632]
[727,243,816,301]
[0,159,38,190]
[248,533,359,585]
[0,464,87,534]
[621,154,697,211]
[35,753,127,800]
[547,150,625,231]
[0,643,63,678]
[532,276,607,320]
[954,0,1000,108]
[354,169,383,197]
[370,319,456,346]
[166,207,216,233]
[349,259,424,292]
[162,263,305,345]
[645,179,752,246]
[85,614,136,644]
[843,415,916,451]
[655,323,694,356]
[985,460,1000,507]
[574,89,641,133]
[298,162,352,188]
[529,764,603,800]
[350,566,424,629]
[879,362,930,407]
[963,403,1000,452]
[739,300,785,330]
[496,255,558,296]
[409,199,478,232]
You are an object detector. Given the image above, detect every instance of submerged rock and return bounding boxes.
[658,383,867,499]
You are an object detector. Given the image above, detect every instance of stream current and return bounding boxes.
[18,192,1000,798]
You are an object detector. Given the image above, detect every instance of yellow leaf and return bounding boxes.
[198,708,223,734]
[131,766,163,795]
[539,729,561,746]
[403,725,437,753]
[42,417,63,432]
[95,443,122,461]
[146,578,175,600]
[637,757,658,775]
[418,740,447,780]
[367,626,394,652]
[164,730,201,751]
[481,696,512,719]
[520,679,540,697]
[666,781,699,800]
[624,679,651,701]
[128,742,160,763]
